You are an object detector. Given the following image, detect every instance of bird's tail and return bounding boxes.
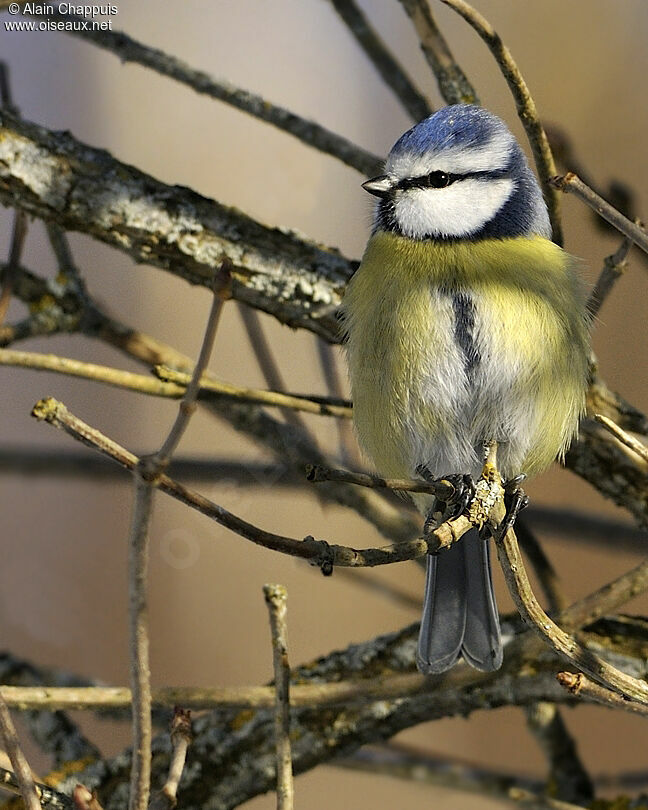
[416,528,502,673]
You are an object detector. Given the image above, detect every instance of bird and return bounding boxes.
[343,104,590,674]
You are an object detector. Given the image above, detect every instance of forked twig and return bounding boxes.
[128,263,231,810]
[551,173,648,255]
[31,397,468,567]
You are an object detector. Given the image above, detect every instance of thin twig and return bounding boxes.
[306,463,454,497]
[0,694,42,810]
[0,673,457,711]
[148,709,192,810]
[0,766,73,810]
[441,0,562,244]
[398,0,478,105]
[236,304,310,437]
[587,237,633,318]
[595,413,648,464]
[158,365,352,416]
[31,396,468,567]
[0,347,353,417]
[328,0,433,120]
[127,265,231,810]
[263,585,294,810]
[551,172,648,255]
[0,210,28,326]
[0,61,17,112]
[28,8,381,177]
[557,672,648,718]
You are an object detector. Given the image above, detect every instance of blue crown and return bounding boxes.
[389,104,510,159]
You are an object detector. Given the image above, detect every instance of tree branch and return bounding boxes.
[328,0,433,121]
[398,0,478,104]
[495,524,648,706]
[26,9,382,178]
[148,709,192,810]
[0,694,41,810]
[557,672,648,718]
[0,110,353,342]
[30,396,466,569]
[524,702,593,803]
[263,585,294,810]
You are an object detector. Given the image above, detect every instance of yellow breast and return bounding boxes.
[343,231,589,481]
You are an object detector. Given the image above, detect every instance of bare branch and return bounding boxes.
[0,210,28,326]
[159,365,353,417]
[557,672,648,718]
[306,463,453,497]
[565,375,648,526]
[30,396,465,568]
[515,520,567,613]
[398,0,478,105]
[0,693,42,810]
[551,172,648,255]
[237,304,308,433]
[595,413,648,465]
[148,709,192,810]
[328,0,433,120]
[587,237,633,318]
[441,0,562,244]
[263,585,294,810]
[126,266,230,810]
[0,110,352,342]
[337,744,588,810]
[24,9,381,177]
[495,525,648,706]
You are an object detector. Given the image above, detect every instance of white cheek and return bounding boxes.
[393,178,514,239]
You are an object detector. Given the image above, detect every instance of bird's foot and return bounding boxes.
[435,473,476,521]
[500,475,529,535]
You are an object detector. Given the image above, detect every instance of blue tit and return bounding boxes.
[343,105,590,674]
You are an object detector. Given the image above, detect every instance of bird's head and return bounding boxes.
[364,105,551,242]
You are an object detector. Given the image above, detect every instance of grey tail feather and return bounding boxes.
[416,528,502,674]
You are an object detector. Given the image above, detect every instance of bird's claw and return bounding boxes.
[436,473,476,520]
[500,477,529,536]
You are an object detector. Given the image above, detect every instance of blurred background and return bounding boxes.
[1,1,647,807]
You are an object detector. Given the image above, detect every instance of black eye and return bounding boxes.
[427,171,451,188]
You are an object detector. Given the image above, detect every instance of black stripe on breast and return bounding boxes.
[452,292,480,381]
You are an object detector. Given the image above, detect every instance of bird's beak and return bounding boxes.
[362,175,393,198]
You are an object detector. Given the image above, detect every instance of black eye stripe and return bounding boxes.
[395,168,506,192]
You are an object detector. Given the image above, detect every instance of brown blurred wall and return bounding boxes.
[1,2,648,808]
